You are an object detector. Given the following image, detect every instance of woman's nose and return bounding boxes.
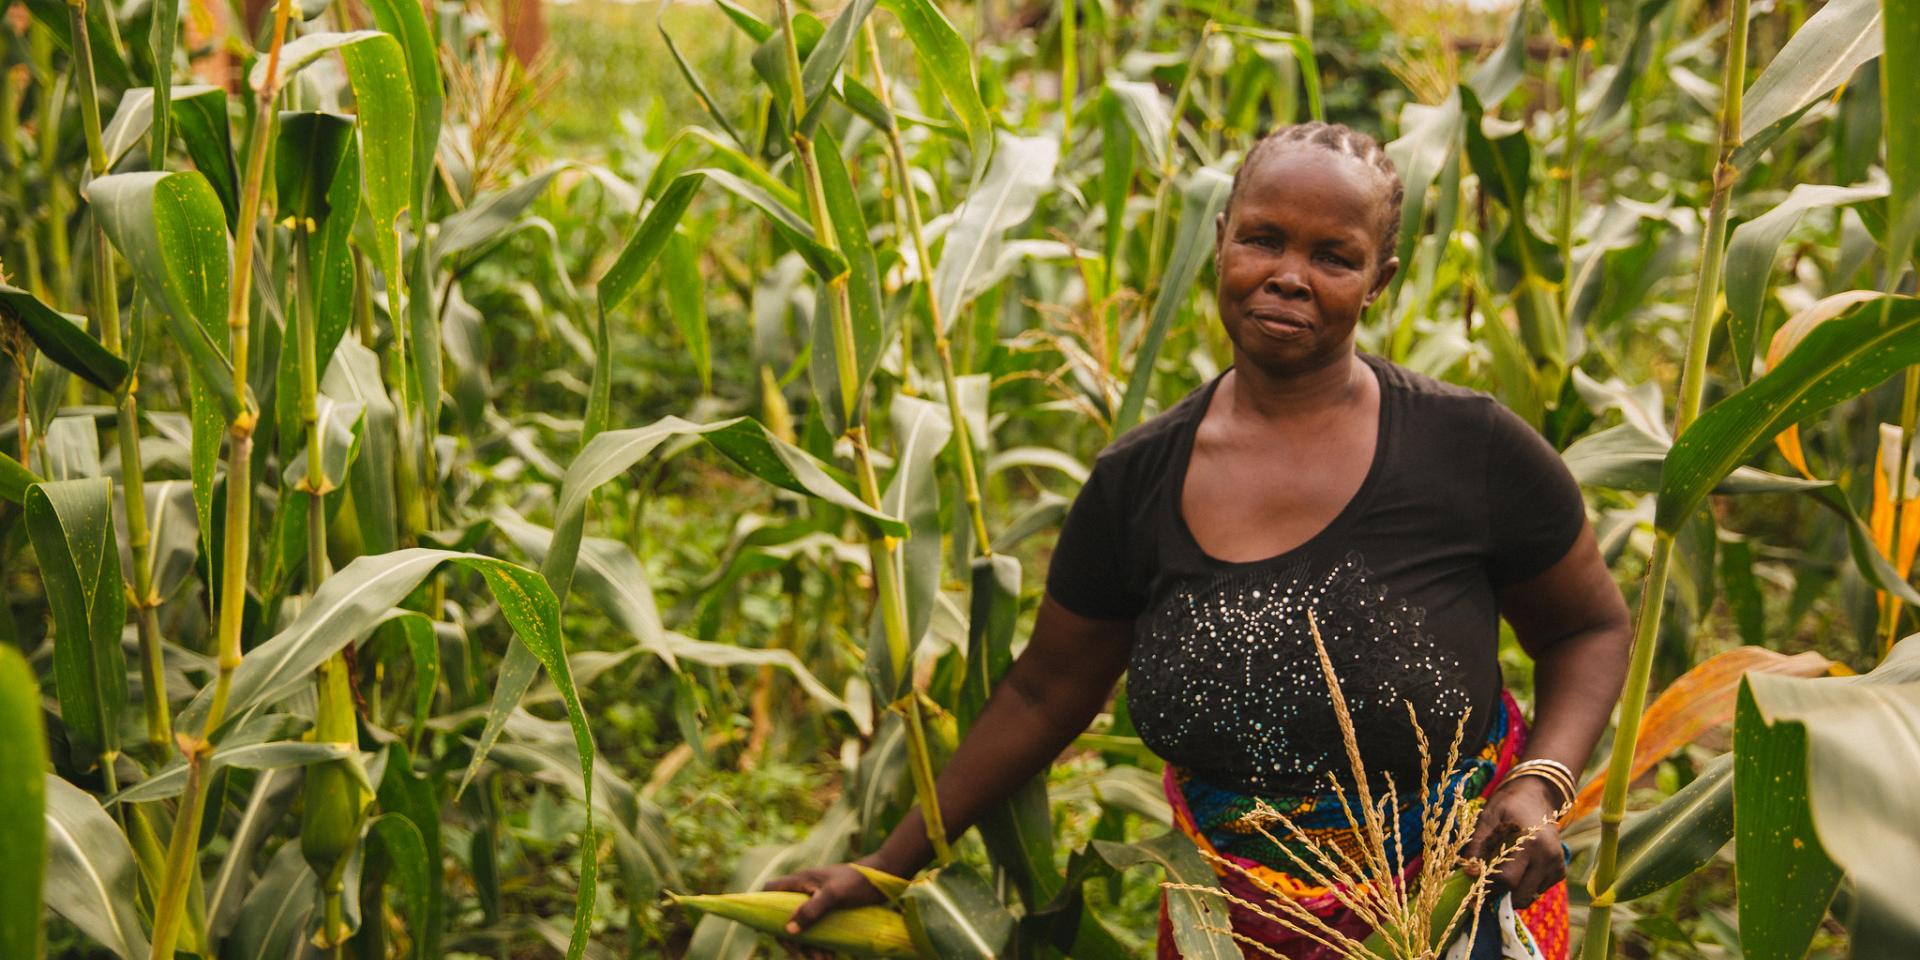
[1262,266,1310,298]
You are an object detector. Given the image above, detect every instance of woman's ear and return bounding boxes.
[1363,256,1401,307]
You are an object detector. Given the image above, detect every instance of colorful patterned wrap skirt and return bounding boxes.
[1154,691,1570,959]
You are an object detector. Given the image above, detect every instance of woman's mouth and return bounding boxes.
[1246,309,1313,337]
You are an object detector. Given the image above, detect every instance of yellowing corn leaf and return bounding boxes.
[1870,424,1920,627]
[1564,646,1840,823]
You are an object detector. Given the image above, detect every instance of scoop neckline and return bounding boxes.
[1171,353,1396,569]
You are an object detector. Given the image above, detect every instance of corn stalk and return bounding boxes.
[771,0,949,865]
[1581,1,1749,954]
[147,0,298,950]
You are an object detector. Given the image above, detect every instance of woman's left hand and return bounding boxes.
[1458,776,1565,908]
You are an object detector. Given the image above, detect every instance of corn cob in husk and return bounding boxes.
[671,891,918,958]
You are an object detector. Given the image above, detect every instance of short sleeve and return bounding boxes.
[1483,402,1587,588]
[1045,457,1147,621]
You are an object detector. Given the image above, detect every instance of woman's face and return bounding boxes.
[1214,145,1398,378]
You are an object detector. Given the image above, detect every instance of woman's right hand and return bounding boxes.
[764,856,896,935]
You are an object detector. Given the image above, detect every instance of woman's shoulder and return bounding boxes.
[1095,374,1220,469]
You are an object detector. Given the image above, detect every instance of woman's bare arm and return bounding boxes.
[768,594,1134,930]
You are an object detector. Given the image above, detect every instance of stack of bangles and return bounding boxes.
[1502,758,1577,813]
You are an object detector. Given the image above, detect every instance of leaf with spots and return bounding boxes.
[25,478,127,772]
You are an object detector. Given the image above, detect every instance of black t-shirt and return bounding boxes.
[1045,353,1586,795]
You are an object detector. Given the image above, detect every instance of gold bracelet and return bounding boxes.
[1502,767,1574,810]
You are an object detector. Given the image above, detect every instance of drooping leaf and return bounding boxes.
[878,0,992,165]
[323,340,399,554]
[809,125,886,431]
[88,171,236,419]
[1740,0,1883,142]
[932,134,1060,332]
[901,865,1015,959]
[1606,754,1734,903]
[224,840,316,960]
[662,230,713,390]
[1562,421,1829,496]
[0,646,45,960]
[0,284,125,392]
[1467,0,1529,104]
[43,775,148,960]
[434,167,564,261]
[1105,77,1172,175]
[1659,295,1920,532]
[1115,166,1232,433]
[1738,636,1920,953]
[1723,179,1888,380]
[1049,832,1240,960]
[867,394,952,693]
[1734,683,1843,960]
[105,740,359,805]
[0,452,37,504]
[25,478,127,771]
[797,0,880,131]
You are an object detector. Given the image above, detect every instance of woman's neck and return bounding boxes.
[1223,349,1370,424]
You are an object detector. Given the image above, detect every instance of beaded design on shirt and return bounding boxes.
[1128,551,1471,793]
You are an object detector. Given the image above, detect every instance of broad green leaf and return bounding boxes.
[601,169,845,315]
[798,0,880,131]
[1740,0,1883,141]
[0,284,125,392]
[1724,179,1888,380]
[932,133,1059,332]
[1468,0,1529,104]
[1563,422,1828,494]
[1608,754,1733,902]
[713,0,773,41]
[1658,295,1920,531]
[375,744,443,958]
[20,0,130,88]
[109,740,359,805]
[172,547,600,959]
[363,814,430,960]
[960,555,1020,731]
[87,171,237,419]
[901,865,1014,959]
[1734,683,1843,960]
[1105,77,1172,174]
[1541,0,1599,43]
[99,85,223,173]
[43,775,148,960]
[434,167,563,260]
[275,132,363,465]
[0,452,34,505]
[274,110,356,223]
[1889,0,1920,266]
[1211,27,1321,121]
[662,230,712,390]
[1115,166,1232,433]
[1051,832,1240,960]
[323,340,398,554]
[809,125,885,430]
[267,32,414,266]
[1739,636,1920,952]
[225,841,316,960]
[172,86,240,223]
[206,768,300,939]
[1384,93,1464,285]
[0,646,44,960]
[363,0,444,226]
[1585,0,1674,129]
[867,394,952,693]
[879,0,992,165]
[25,478,126,771]
[1098,88,1136,277]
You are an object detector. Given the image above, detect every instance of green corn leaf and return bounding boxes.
[1098,88,1136,278]
[901,865,1015,959]
[375,744,443,958]
[25,478,127,771]
[879,0,993,166]
[1047,832,1240,960]
[865,394,951,693]
[1734,682,1843,960]
[171,547,599,959]
[225,841,316,960]
[713,0,773,40]
[1889,0,1920,266]
[20,0,130,89]
[663,230,712,391]
[98,84,224,173]
[1467,0,1529,105]
[1562,421,1828,495]
[274,110,356,223]
[1607,754,1733,902]
[206,768,300,939]
[43,775,148,960]
[0,284,125,392]
[87,171,236,419]
[105,741,360,805]
[1212,26,1321,121]
[0,451,36,504]
[1740,0,1883,142]
[1105,77,1172,174]
[267,32,415,268]
[1115,166,1232,433]
[660,11,748,147]
[0,646,44,960]
[750,12,824,113]
[434,166,564,261]
[363,814,430,960]
[809,125,885,431]
[363,0,444,225]
[798,0,880,131]
[324,340,399,554]
[274,131,363,463]
[1657,295,1920,531]
[1384,92,1464,288]
[1724,179,1888,381]
[1585,0,1675,130]
[932,133,1059,333]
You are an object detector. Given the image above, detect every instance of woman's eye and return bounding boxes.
[1317,251,1354,268]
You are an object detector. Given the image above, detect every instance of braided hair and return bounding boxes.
[1228,121,1406,268]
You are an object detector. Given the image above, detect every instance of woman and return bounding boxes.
[770,122,1632,958]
